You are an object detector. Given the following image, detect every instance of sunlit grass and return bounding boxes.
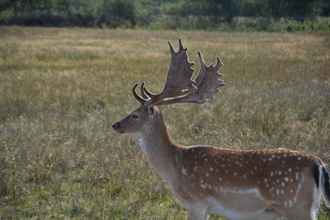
[0,27,329,219]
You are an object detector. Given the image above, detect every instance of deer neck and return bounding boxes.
[136,116,177,182]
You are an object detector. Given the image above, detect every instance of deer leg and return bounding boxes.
[286,211,315,220]
[284,198,319,220]
[285,200,320,220]
[187,208,208,220]
[285,170,321,220]
[253,210,281,220]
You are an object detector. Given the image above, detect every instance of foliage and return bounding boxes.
[0,27,329,219]
[100,0,137,27]
[0,0,330,31]
[146,16,330,32]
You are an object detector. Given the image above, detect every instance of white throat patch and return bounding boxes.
[137,136,148,154]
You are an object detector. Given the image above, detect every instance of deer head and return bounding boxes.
[112,39,224,135]
[112,103,160,134]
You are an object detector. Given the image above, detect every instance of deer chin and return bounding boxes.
[112,128,125,134]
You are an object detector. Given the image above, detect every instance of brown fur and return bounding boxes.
[173,146,319,207]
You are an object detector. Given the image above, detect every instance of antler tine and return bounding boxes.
[140,82,149,99]
[215,57,224,70]
[178,39,184,50]
[197,51,207,69]
[132,83,147,104]
[142,83,156,98]
[168,41,175,54]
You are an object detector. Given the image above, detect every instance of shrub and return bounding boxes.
[99,0,137,28]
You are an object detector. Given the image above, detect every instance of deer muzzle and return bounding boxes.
[112,122,124,133]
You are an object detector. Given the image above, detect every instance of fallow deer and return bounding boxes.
[112,40,330,220]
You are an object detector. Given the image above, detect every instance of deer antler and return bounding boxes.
[183,51,224,104]
[132,40,224,105]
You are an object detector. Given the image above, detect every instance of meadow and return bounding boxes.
[0,27,329,219]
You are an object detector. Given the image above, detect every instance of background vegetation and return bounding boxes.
[0,27,329,219]
[0,0,330,31]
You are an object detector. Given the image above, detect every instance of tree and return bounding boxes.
[100,0,136,27]
[267,0,321,18]
[181,0,239,22]
[321,0,330,15]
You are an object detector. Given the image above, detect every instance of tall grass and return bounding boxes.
[0,27,329,219]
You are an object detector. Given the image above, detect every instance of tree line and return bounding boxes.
[0,0,329,28]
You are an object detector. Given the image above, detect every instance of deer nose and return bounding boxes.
[112,122,120,130]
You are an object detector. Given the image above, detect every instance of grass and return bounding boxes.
[0,26,329,219]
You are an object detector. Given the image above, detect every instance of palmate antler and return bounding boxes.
[133,39,224,105]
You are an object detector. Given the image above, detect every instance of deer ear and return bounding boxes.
[147,106,154,116]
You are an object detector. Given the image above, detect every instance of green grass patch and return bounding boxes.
[0,27,329,219]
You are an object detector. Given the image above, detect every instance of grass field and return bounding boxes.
[0,27,329,219]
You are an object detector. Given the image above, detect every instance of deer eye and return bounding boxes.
[131,114,139,119]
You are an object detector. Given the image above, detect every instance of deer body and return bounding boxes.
[112,40,330,220]
[125,107,325,220]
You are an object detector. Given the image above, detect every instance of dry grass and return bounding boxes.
[0,26,329,219]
